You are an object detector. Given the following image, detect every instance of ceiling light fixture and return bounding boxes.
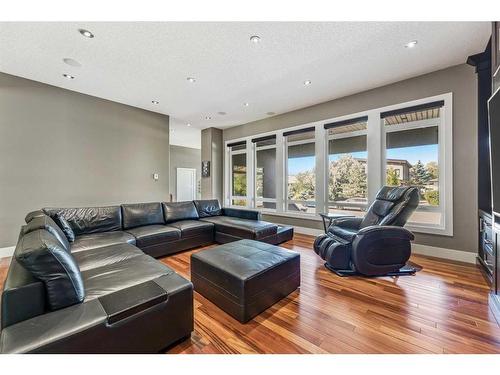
[62,73,75,80]
[205,116,212,120]
[243,102,249,107]
[151,100,159,104]
[404,40,418,48]
[250,35,261,43]
[63,58,81,67]
[218,112,227,115]
[187,123,191,127]
[304,80,312,86]
[187,77,196,83]
[78,29,94,38]
[266,112,276,116]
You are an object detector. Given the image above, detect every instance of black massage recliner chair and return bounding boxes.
[314,186,420,277]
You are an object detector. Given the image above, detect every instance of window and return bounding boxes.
[285,127,316,214]
[254,136,277,210]
[224,93,452,235]
[326,117,368,217]
[382,101,444,227]
[229,141,247,207]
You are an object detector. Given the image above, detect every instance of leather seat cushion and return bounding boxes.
[200,216,277,239]
[163,201,199,223]
[71,231,136,253]
[328,226,358,242]
[73,243,144,272]
[82,254,176,300]
[167,220,214,238]
[121,202,164,229]
[43,206,122,236]
[124,225,181,248]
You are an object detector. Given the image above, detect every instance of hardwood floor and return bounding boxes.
[1,234,500,353]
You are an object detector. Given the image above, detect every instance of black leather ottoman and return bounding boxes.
[190,239,300,323]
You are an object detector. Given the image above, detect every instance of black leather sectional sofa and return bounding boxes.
[0,199,292,353]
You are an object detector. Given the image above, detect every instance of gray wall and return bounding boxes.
[0,72,170,247]
[201,127,223,201]
[170,145,201,201]
[223,64,478,253]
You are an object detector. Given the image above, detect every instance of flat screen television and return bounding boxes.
[489,86,500,216]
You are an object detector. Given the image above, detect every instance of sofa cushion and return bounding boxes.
[82,254,176,300]
[121,202,164,229]
[71,231,136,253]
[200,216,277,240]
[54,214,75,242]
[167,220,214,238]
[22,215,70,252]
[14,229,85,311]
[73,243,144,272]
[193,199,222,218]
[43,206,122,236]
[125,225,181,248]
[163,201,199,223]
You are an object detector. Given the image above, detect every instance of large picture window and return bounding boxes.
[383,101,443,227]
[326,117,368,217]
[285,127,316,214]
[224,93,452,236]
[254,135,277,210]
[229,141,247,207]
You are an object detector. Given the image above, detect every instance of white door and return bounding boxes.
[176,168,197,201]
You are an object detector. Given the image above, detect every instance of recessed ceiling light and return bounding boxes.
[62,73,75,80]
[304,80,312,86]
[266,112,276,116]
[243,102,249,107]
[218,112,227,115]
[187,77,196,83]
[63,58,81,67]
[151,100,159,104]
[187,123,191,127]
[404,40,418,48]
[250,35,261,43]
[78,29,94,38]
[205,116,212,120]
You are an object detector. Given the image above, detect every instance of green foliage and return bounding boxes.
[232,167,247,196]
[425,161,438,180]
[328,155,367,201]
[386,167,400,187]
[288,170,315,201]
[424,190,439,206]
[410,160,431,186]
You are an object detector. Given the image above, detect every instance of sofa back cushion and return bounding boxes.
[121,202,164,229]
[43,206,122,236]
[163,201,199,223]
[24,210,46,223]
[22,215,70,252]
[193,199,222,218]
[15,229,85,310]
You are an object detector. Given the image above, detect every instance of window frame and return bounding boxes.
[223,92,453,236]
[254,140,278,212]
[228,146,248,207]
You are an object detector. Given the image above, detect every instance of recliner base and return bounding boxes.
[324,262,417,277]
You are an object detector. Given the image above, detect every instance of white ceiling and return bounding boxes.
[169,117,201,149]
[0,22,490,141]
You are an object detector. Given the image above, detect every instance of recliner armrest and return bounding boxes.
[356,225,415,240]
[330,217,363,230]
[222,208,261,221]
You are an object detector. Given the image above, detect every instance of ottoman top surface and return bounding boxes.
[191,239,299,281]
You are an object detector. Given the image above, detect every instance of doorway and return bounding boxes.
[176,167,197,201]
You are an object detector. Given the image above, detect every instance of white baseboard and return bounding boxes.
[0,246,15,259]
[285,224,477,264]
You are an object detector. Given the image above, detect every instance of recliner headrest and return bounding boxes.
[375,186,413,202]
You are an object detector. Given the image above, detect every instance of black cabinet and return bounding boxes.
[478,211,494,282]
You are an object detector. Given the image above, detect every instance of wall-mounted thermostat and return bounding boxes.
[153,173,159,181]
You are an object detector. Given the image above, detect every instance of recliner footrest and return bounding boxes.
[98,281,168,324]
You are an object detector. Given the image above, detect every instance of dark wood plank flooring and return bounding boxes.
[1,233,499,353]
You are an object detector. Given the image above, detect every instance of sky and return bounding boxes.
[288,145,438,175]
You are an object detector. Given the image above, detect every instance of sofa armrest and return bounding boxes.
[222,207,261,221]
[356,225,414,240]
